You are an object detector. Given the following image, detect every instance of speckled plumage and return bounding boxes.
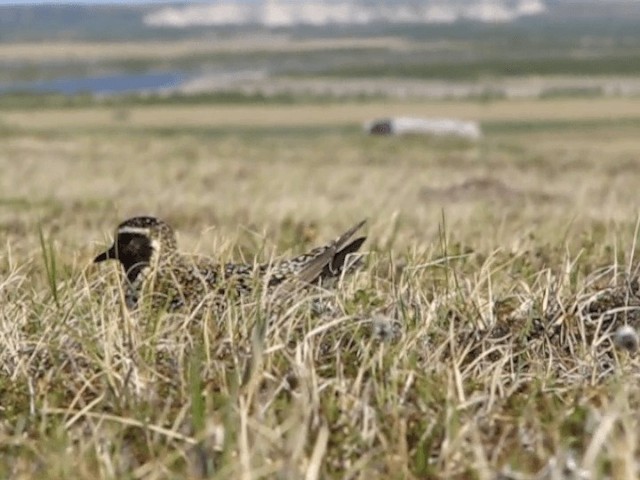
[94,216,366,313]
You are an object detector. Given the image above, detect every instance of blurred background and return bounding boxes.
[2,0,640,102]
[3,0,640,250]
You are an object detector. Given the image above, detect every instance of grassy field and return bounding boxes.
[5,97,640,129]
[1,97,640,479]
[0,38,415,62]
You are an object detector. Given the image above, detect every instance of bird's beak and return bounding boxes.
[94,244,116,263]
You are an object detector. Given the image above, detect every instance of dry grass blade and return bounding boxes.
[306,423,330,480]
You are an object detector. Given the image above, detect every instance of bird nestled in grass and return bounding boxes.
[93,216,367,313]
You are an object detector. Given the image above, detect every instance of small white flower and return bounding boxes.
[371,314,402,343]
[613,325,639,353]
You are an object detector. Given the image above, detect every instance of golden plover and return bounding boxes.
[94,216,366,313]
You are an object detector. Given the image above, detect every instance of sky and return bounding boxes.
[0,0,196,3]
[0,0,257,4]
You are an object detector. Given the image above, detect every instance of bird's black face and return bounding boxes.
[94,232,154,282]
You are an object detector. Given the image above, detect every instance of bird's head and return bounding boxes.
[94,216,178,280]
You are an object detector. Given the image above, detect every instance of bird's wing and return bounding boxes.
[269,219,367,291]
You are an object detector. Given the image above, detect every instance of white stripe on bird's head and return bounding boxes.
[118,226,152,236]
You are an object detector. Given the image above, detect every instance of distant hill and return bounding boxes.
[2,1,640,43]
[143,0,547,28]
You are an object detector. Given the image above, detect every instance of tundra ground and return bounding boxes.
[1,98,639,479]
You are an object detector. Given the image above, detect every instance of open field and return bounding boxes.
[4,97,640,131]
[1,97,640,479]
[0,38,424,62]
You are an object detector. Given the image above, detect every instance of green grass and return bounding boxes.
[299,53,640,80]
[0,99,639,479]
[0,91,308,111]
[483,116,640,134]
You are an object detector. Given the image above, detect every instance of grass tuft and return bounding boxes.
[38,224,60,309]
